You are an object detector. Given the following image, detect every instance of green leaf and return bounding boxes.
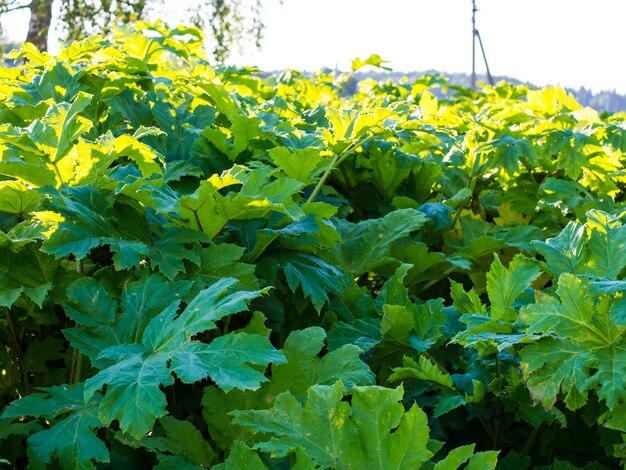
[450,280,486,315]
[433,444,475,470]
[2,384,108,470]
[86,346,173,439]
[269,147,323,183]
[262,251,349,312]
[232,382,433,470]
[0,125,56,186]
[478,135,536,175]
[520,274,626,410]
[138,416,215,467]
[0,244,58,307]
[41,185,149,268]
[390,356,455,390]
[333,209,428,275]
[112,134,162,178]
[543,128,590,180]
[213,441,267,470]
[390,356,467,417]
[176,168,303,238]
[202,326,374,450]
[523,274,614,346]
[531,222,586,278]
[367,143,420,198]
[585,210,626,278]
[149,228,210,280]
[84,281,284,438]
[381,304,414,342]
[351,54,391,72]
[29,92,93,162]
[200,80,263,159]
[377,263,412,307]
[240,215,319,263]
[466,450,499,470]
[417,203,454,231]
[63,274,193,363]
[170,332,285,390]
[327,319,382,352]
[486,254,540,322]
[187,243,258,289]
[179,277,264,335]
[0,180,41,216]
[266,327,375,400]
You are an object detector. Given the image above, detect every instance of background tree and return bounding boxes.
[59,0,147,43]
[0,0,270,61]
[0,0,53,51]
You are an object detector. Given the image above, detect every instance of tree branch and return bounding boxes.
[0,1,32,13]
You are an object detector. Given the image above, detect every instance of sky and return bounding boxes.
[3,0,626,94]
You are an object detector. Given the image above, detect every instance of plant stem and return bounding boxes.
[422,351,449,377]
[521,424,541,455]
[221,316,232,336]
[306,153,340,204]
[493,352,502,449]
[69,349,83,384]
[338,163,354,190]
[472,405,494,441]
[4,308,29,394]
[493,412,501,450]
[70,258,83,384]
[495,352,500,378]
[451,176,477,229]
[307,134,379,204]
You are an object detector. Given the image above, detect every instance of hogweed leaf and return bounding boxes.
[201,326,373,450]
[212,441,267,470]
[520,274,626,410]
[486,254,540,322]
[83,281,283,438]
[232,382,432,470]
[531,222,586,278]
[333,209,428,275]
[262,251,349,312]
[2,384,108,470]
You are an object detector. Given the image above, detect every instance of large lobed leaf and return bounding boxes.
[202,326,374,450]
[1,384,108,470]
[520,273,626,410]
[83,278,285,439]
[232,381,433,470]
[332,209,428,275]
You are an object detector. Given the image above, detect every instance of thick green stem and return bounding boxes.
[495,352,500,378]
[70,259,83,384]
[221,316,232,336]
[4,308,29,394]
[307,134,380,204]
[306,153,341,204]
[493,352,502,449]
[451,176,477,229]
[522,424,541,456]
[472,405,494,441]
[69,349,83,385]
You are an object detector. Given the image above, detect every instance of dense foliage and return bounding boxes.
[1,23,626,469]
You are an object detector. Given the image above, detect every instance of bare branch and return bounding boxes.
[0,1,32,13]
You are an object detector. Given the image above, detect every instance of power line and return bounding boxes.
[471,0,494,89]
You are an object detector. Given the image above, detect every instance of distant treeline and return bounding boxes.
[2,43,623,113]
[344,70,626,114]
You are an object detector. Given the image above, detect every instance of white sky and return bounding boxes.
[3,0,626,93]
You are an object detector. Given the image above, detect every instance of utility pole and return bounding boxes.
[471,0,494,89]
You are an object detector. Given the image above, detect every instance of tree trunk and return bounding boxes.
[26,0,54,51]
